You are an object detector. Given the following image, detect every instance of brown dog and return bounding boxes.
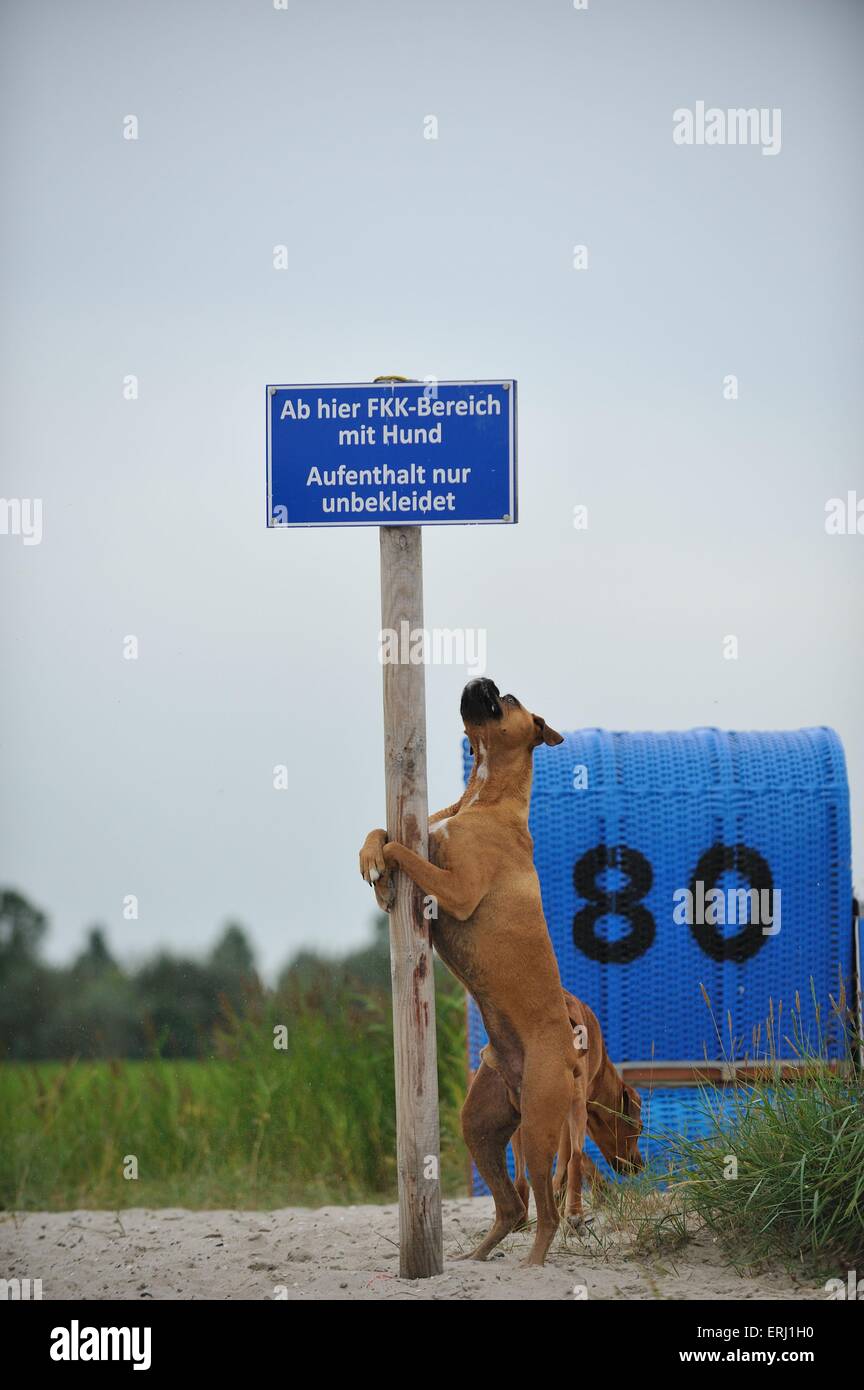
[360,677,577,1266]
[512,989,643,1229]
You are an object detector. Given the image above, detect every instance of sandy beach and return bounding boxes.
[1,1198,824,1301]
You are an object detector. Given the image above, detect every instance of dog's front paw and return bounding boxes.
[359,829,395,908]
[359,828,387,884]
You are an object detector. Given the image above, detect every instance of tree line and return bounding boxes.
[0,888,393,1060]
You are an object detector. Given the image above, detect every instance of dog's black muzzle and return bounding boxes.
[460,678,504,724]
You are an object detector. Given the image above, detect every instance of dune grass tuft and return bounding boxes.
[661,982,864,1274]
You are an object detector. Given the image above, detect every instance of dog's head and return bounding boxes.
[460,678,564,756]
[588,1082,644,1175]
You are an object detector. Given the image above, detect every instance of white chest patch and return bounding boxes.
[464,741,487,807]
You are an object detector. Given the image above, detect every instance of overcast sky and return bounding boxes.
[1,0,861,979]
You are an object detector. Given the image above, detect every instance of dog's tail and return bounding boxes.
[561,988,609,1063]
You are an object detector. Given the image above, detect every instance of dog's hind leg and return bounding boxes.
[511,1125,530,1221]
[562,1085,589,1230]
[517,1055,573,1267]
[457,1061,524,1261]
[552,1115,571,1201]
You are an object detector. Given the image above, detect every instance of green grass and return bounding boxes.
[0,976,468,1210]
[662,987,864,1274]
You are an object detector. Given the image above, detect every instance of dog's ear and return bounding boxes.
[622,1084,641,1122]
[533,715,564,747]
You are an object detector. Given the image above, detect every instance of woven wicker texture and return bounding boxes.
[461,727,853,1193]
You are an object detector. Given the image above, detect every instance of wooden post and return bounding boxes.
[379,524,443,1279]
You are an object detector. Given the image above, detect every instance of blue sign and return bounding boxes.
[266,380,517,527]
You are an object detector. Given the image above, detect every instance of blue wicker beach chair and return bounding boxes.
[463,728,855,1191]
